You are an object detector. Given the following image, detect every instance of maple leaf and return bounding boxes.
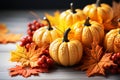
[75,41,117,77]
[9,65,48,78]
[0,23,22,44]
[0,33,22,44]
[0,23,8,34]
[10,43,49,67]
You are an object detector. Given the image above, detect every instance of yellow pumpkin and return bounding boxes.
[73,17,104,48]
[60,3,86,27]
[104,28,120,52]
[83,0,113,24]
[33,17,60,46]
[49,28,83,66]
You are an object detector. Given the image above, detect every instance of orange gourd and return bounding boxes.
[83,0,113,24]
[33,17,61,46]
[73,17,104,48]
[49,28,83,66]
[60,3,86,27]
[104,28,120,52]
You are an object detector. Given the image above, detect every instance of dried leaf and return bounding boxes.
[75,40,117,77]
[10,43,49,67]
[0,23,8,34]
[45,11,69,34]
[0,33,22,44]
[9,65,48,78]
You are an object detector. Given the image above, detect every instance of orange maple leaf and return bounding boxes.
[0,23,8,34]
[9,65,48,78]
[10,43,49,67]
[75,41,117,77]
[0,23,22,44]
[0,33,22,44]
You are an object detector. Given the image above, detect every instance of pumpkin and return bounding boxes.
[83,0,113,24]
[60,3,86,27]
[33,17,60,46]
[73,17,104,48]
[104,28,120,52]
[49,28,83,66]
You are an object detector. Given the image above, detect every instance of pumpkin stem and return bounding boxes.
[118,29,120,34]
[70,3,76,13]
[117,18,120,27]
[63,28,71,42]
[43,17,53,30]
[96,0,101,7]
[84,17,91,26]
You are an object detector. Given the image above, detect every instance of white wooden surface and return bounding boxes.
[0,10,120,80]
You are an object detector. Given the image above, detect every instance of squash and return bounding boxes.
[60,3,86,27]
[83,0,113,24]
[104,28,120,52]
[49,28,83,66]
[73,17,104,48]
[33,17,60,46]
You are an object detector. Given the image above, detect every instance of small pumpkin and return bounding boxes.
[104,28,120,52]
[33,17,60,46]
[60,3,86,27]
[83,0,113,24]
[49,28,83,66]
[73,17,104,48]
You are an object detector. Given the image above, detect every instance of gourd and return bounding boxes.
[49,28,83,66]
[83,0,113,24]
[73,17,104,48]
[104,28,120,52]
[60,3,86,27]
[33,17,60,46]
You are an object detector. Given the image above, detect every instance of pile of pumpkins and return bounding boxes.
[33,0,120,66]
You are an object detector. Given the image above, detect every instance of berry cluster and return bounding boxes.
[20,20,45,49]
[108,52,120,74]
[27,20,45,36]
[37,55,54,68]
[37,48,54,69]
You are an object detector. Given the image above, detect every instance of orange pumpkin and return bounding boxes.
[33,17,61,46]
[60,3,86,27]
[104,28,120,52]
[49,28,83,66]
[73,17,104,48]
[83,0,113,24]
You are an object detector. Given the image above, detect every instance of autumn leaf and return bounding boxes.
[0,33,22,44]
[45,10,60,26]
[10,43,49,67]
[0,23,8,34]
[75,41,117,77]
[9,65,48,78]
[0,23,22,44]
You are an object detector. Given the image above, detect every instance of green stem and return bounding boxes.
[84,17,91,26]
[119,30,120,34]
[43,17,53,30]
[96,0,101,7]
[70,3,76,13]
[63,28,71,42]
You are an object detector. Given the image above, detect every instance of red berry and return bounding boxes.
[27,36,32,42]
[31,25,36,30]
[25,43,31,49]
[35,22,40,28]
[41,63,48,68]
[37,58,45,65]
[28,23,32,28]
[27,29,33,36]
[33,20,37,25]
[46,58,53,65]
